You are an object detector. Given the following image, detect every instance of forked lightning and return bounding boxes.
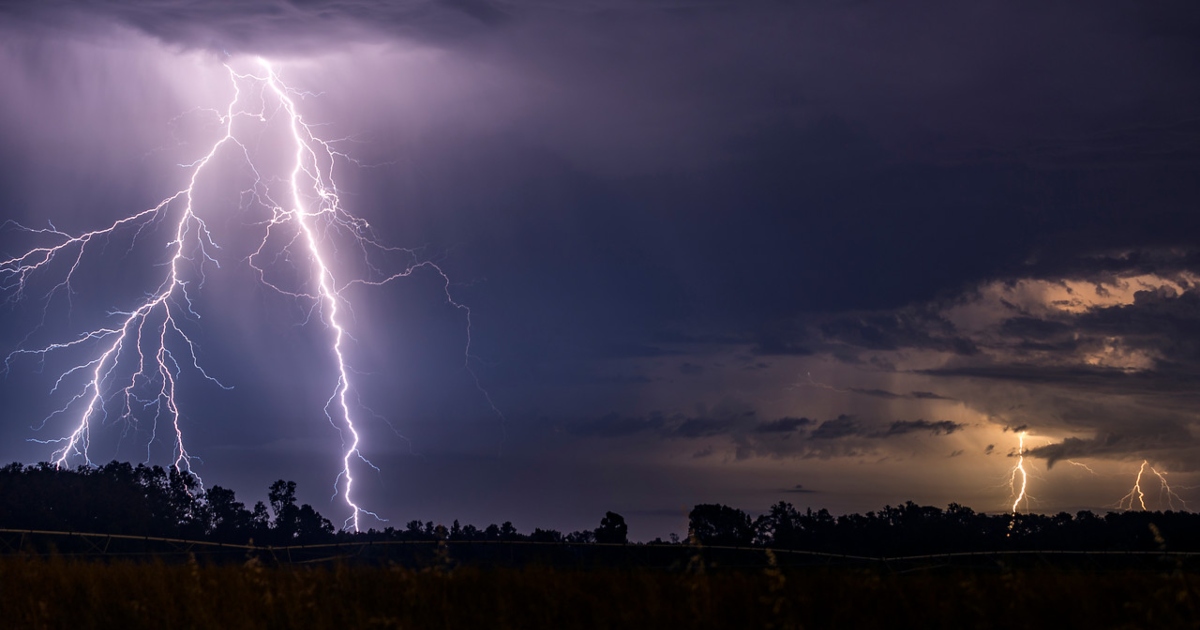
[1117,460,1188,512]
[1008,432,1029,514]
[1,58,478,530]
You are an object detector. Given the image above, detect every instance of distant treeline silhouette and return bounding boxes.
[3,461,1199,555]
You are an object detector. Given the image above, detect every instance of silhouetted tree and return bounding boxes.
[754,501,801,547]
[294,504,335,542]
[206,485,255,543]
[689,504,754,546]
[595,511,628,544]
[268,480,300,541]
[250,501,271,535]
[13,460,1200,557]
[565,530,595,544]
[530,528,564,543]
[265,479,332,543]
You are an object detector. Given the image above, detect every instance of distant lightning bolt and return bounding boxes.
[1008,432,1030,514]
[1150,465,1188,511]
[1117,460,1149,511]
[1066,460,1097,474]
[1116,460,1188,512]
[0,58,485,530]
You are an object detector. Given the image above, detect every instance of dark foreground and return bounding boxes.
[2,555,1199,629]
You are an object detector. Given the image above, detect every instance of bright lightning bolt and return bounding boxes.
[3,88,235,478]
[1116,460,1150,511]
[1116,460,1188,512]
[0,57,485,530]
[1007,432,1029,515]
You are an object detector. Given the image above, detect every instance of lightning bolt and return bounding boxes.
[1007,432,1029,515]
[1116,460,1149,511]
[2,78,236,478]
[1150,466,1188,511]
[1066,460,1097,474]
[0,57,483,530]
[1116,460,1188,512]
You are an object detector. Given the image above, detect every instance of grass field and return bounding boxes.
[2,553,1199,629]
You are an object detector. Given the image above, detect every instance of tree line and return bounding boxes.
[0,462,626,546]
[3,461,1200,554]
[690,500,1200,555]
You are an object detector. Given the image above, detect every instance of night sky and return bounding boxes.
[2,1,1200,540]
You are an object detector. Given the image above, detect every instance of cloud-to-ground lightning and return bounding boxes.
[1116,461,1149,511]
[1008,432,1029,515]
[1116,460,1189,512]
[0,58,482,530]
[1151,466,1189,511]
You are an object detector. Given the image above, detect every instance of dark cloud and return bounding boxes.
[6,1,1199,176]
[1005,251,1200,292]
[672,417,733,439]
[887,286,1200,418]
[783,484,816,494]
[847,388,903,400]
[754,417,812,434]
[735,414,873,461]
[819,312,979,356]
[910,391,955,401]
[570,411,818,443]
[0,0,492,52]
[924,365,1200,396]
[801,417,964,440]
[1078,287,1200,364]
[848,388,957,402]
[564,409,960,464]
[3,0,1200,534]
[809,416,860,441]
[1026,427,1197,468]
[877,420,964,437]
[999,317,1074,340]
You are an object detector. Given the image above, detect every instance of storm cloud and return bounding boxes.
[2,0,1200,537]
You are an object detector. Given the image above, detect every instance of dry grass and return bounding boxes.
[1,554,1199,629]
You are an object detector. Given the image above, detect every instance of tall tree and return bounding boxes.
[268,479,300,541]
[689,504,754,546]
[595,511,628,544]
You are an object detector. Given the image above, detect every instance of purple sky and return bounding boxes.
[2,1,1200,539]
